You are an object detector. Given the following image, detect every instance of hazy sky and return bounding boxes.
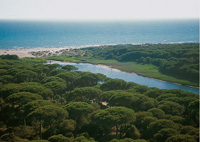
[0,0,199,20]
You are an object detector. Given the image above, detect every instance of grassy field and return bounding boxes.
[21,57,44,63]
[47,56,87,62]
[46,56,199,87]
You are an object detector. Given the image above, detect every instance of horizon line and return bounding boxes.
[0,17,199,22]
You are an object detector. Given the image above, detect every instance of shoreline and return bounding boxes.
[0,42,198,58]
[0,46,85,58]
[98,63,199,89]
[48,60,199,90]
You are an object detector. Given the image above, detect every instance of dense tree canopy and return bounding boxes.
[66,87,102,102]
[65,102,95,128]
[94,106,136,138]
[6,92,43,108]
[62,65,78,71]
[100,79,128,91]
[0,56,198,142]
[80,43,199,83]
[28,105,68,139]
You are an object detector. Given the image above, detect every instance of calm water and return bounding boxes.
[0,20,199,49]
[54,62,199,95]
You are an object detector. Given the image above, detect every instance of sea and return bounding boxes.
[0,19,199,49]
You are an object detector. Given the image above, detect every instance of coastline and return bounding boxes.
[0,42,198,58]
[0,44,117,58]
[0,46,84,58]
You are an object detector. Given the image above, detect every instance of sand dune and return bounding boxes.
[0,47,82,58]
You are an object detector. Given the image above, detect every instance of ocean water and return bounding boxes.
[0,20,199,49]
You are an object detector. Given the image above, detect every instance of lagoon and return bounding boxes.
[52,61,199,95]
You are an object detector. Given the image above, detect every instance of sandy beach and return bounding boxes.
[0,47,83,58]
[0,43,189,58]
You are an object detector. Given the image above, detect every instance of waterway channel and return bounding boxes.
[51,61,199,95]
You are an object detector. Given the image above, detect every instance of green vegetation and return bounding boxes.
[47,43,199,86]
[48,56,86,62]
[0,55,199,142]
